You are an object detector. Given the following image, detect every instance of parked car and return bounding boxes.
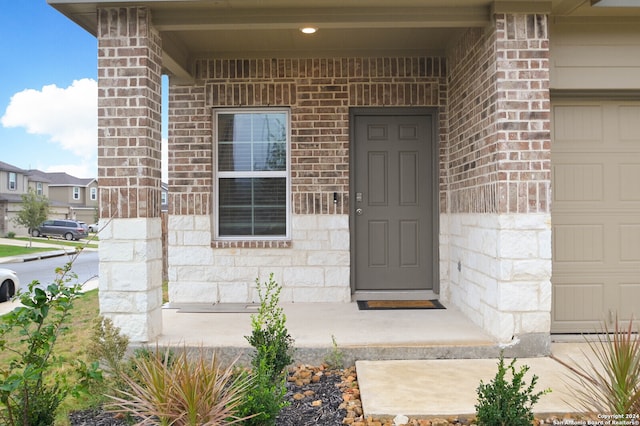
[31,219,89,241]
[78,221,90,233]
[0,268,19,303]
[88,223,99,232]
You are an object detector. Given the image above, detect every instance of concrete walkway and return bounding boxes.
[0,238,597,419]
[357,342,593,419]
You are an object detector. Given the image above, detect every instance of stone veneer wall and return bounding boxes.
[168,58,447,303]
[444,13,552,347]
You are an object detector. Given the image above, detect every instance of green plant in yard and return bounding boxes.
[12,187,49,248]
[86,316,130,391]
[475,353,550,426]
[0,261,102,426]
[6,232,15,239]
[323,334,345,370]
[246,273,295,380]
[107,346,252,426]
[559,317,640,415]
[240,273,294,425]
[236,356,287,426]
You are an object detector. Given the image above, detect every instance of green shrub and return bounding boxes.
[246,273,295,380]
[0,262,102,426]
[237,356,287,426]
[475,353,550,426]
[5,232,15,239]
[240,273,294,425]
[87,316,129,389]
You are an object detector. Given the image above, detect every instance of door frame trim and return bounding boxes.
[349,107,440,299]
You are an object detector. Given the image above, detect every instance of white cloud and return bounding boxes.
[45,164,96,180]
[1,79,97,160]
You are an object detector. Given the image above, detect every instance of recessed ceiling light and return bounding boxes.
[300,27,318,34]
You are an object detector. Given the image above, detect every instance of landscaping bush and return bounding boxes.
[0,262,102,426]
[475,353,550,426]
[239,273,294,425]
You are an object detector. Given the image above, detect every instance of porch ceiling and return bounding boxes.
[48,0,640,84]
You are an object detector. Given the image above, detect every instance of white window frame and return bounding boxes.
[213,108,291,241]
[36,182,43,195]
[90,187,97,201]
[8,172,16,191]
[73,187,80,200]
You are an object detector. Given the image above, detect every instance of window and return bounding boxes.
[36,182,43,195]
[161,191,167,205]
[214,109,290,239]
[73,187,80,200]
[90,187,97,201]
[8,172,16,190]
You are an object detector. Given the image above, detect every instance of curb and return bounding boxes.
[0,250,75,265]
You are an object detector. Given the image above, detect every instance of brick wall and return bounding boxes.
[447,14,550,215]
[168,57,447,219]
[98,7,163,219]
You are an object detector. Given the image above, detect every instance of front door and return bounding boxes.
[352,109,437,297]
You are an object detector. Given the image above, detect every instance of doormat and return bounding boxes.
[357,300,446,310]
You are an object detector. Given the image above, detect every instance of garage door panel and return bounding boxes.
[620,163,640,200]
[553,105,603,146]
[553,163,603,201]
[553,224,604,263]
[618,105,640,141]
[619,224,640,262]
[553,281,604,322]
[552,100,640,333]
[619,283,640,321]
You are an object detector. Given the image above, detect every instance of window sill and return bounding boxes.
[211,240,291,249]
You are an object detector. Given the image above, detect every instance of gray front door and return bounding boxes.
[352,110,437,296]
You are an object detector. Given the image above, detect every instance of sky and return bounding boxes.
[0,2,167,180]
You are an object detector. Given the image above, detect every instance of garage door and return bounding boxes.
[552,100,640,333]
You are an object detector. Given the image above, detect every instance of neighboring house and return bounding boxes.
[0,161,30,236]
[49,0,640,353]
[0,161,98,235]
[30,171,99,225]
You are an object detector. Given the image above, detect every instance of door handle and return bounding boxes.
[355,208,363,216]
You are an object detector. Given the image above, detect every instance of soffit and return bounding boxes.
[48,0,640,83]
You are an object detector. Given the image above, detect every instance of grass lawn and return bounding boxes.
[12,236,99,249]
[0,281,169,425]
[0,244,55,257]
[0,288,103,425]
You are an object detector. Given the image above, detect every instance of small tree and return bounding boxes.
[12,188,49,247]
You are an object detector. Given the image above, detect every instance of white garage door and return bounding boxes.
[552,100,640,333]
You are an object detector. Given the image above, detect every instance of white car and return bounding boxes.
[0,268,19,303]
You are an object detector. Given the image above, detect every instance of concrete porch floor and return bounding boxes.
[158,302,505,366]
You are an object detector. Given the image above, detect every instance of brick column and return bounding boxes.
[97,7,163,342]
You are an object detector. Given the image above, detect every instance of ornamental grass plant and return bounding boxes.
[559,317,640,416]
[107,346,253,426]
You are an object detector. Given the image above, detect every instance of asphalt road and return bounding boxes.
[2,250,99,291]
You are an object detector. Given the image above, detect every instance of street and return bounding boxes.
[3,250,99,291]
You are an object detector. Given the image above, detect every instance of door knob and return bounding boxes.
[356,208,363,216]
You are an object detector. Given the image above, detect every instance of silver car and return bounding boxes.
[31,219,89,241]
[0,268,19,303]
